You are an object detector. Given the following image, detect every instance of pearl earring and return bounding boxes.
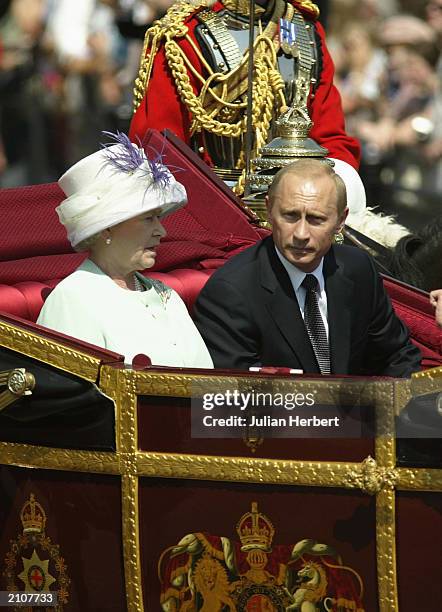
[105,237,111,245]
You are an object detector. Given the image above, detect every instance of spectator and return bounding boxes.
[352,16,441,214]
[334,22,386,129]
[0,0,48,186]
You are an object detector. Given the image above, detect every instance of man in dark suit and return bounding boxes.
[194,160,421,376]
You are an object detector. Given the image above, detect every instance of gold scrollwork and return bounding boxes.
[412,365,442,380]
[121,474,143,612]
[396,467,442,492]
[376,489,398,611]
[0,442,120,474]
[0,321,103,382]
[136,452,364,488]
[348,456,399,495]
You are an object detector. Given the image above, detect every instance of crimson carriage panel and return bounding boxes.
[137,395,375,462]
[0,466,126,612]
[396,491,442,611]
[138,479,377,611]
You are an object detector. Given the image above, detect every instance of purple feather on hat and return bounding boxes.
[101,130,172,188]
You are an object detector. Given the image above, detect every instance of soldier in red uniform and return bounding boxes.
[130,0,365,212]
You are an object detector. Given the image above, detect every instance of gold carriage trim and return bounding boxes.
[0,368,35,412]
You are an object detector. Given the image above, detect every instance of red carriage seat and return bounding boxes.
[382,276,441,368]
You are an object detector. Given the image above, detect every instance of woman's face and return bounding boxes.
[107,209,167,273]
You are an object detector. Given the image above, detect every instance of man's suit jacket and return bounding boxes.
[194,237,421,376]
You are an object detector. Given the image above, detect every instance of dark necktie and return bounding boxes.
[301,274,331,375]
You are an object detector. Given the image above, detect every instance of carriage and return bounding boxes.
[0,130,441,611]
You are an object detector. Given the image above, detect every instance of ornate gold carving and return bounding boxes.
[0,442,120,474]
[412,365,442,380]
[136,452,362,487]
[5,368,34,394]
[393,378,412,417]
[242,431,264,453]
[119,452,138,476]
[375,433,396,478]
[2,360,441,612]
[121,474,143,612]
[0,368,35,412]
[396,468,442,491]
[376,489,398,612]
[98,365,121,450]
[0,321,102,382]
[375,382,396,474]
[348,456,398,495]
[119,372,138,454]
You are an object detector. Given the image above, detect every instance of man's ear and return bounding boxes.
[265,195,273,224]
[337,207,349,232]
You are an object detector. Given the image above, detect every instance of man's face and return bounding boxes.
[266,172,348,272]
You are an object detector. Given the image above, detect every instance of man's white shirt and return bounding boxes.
[275,247,329,340]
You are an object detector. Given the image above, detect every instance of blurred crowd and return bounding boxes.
[330,0,442,225]
[0,0,441,229]
[0,0,174,187]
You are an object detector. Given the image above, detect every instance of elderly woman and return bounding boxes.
[37,133,213,368]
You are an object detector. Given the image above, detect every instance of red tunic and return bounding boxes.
[130,1,361,170]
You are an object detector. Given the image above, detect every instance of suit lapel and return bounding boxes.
[324,248,353,374]
[260,240,319,373]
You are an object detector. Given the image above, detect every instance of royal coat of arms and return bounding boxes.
[3,493,70,611]
[159,503,365,611]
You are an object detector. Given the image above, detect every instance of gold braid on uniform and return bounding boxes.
[222,0,319,19]
[132,0,319,194]
[293,0,319,19]
[133,1,205,112]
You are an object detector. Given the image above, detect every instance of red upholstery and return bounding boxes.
[0,128,439,369]
[0,280,60,321]
[382,276,442,369]
[0,271,215,320]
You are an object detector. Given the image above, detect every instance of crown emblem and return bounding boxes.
[20,493,46,534]
[236,502,274,552]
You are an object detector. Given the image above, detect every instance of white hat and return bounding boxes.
[328,157,366,218]
[57,133,187,249]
